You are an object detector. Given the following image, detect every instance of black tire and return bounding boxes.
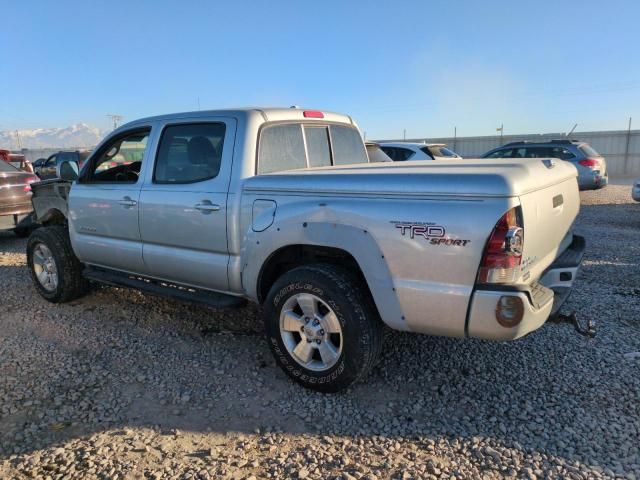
[13,227,31,238]
[263,263,384,393]
[26,225,90,303]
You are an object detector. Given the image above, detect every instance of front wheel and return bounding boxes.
[263,264,383,392]
[27,225,90,303]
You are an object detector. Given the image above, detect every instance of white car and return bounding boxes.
[380,142,462,161]
[633,178,640,201]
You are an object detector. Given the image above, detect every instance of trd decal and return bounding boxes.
[391,221,471,246]
[395,223,445,239]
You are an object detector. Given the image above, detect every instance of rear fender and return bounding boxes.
[241,201,408,331]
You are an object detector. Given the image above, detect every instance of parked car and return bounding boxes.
[380,142,462,161]
[35,150,91,180]
[482,140,608,190]
[365,142,393,163]
[0,149,34,173]
[27,107,586,392]
[0,159,38,237]
[32,158,47,170]
[632,178,640,202]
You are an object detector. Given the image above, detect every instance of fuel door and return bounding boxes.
[252,199,277,232]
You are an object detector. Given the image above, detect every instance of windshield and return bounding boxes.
[0,160,20,173]
[578,144,601,157]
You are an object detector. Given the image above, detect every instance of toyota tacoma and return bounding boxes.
[26,107,587,392]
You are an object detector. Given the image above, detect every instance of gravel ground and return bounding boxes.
[1,184,639,480]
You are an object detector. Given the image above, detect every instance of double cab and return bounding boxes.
[27,107,585,392]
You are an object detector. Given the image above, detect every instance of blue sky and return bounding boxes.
[1,0,639,138]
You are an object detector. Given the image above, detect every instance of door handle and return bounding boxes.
[118,197,137,207]
[194,201,221,212]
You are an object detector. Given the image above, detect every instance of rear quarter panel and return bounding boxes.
[240,191,516,336]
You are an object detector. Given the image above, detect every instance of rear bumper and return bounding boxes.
[578,172,608,189]
[467,235,586,340]
[632,181,640,202]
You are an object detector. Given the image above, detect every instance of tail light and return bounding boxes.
[578,158,600,168]
[478,207,524,284]
[23,176,39,193]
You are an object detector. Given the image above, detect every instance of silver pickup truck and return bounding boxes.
[27,107,587,392]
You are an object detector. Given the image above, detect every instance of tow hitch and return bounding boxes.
[551,312,596,338]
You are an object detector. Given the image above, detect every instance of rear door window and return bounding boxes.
[486,149,511,158]
[525,147,550,158]
[154,123,226,183]
[549,147,575,160]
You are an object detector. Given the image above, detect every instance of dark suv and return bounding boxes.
[35,150,91,180]
[482,140,607,190]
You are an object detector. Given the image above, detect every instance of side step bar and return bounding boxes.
[83,267,247,309]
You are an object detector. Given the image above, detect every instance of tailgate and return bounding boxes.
[517,177,580,284]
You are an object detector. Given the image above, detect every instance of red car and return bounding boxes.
[0,159,39,237]
[0,149,35,174]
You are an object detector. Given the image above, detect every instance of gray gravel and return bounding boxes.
[1,184,639,479]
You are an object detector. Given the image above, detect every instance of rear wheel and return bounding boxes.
[263,263,383,392]
[27,225,90,303]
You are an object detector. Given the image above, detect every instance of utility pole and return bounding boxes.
[624,116,632,175]
[15,130,22,149]
[403,129,406,141]
[453,126,457,151]
[197,97,201,111]
[496,123,504,145]
[106,114,123,130]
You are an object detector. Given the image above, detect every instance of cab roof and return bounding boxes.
[121,107,354,129]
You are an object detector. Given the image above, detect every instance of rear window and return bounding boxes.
[258,123,368,174]
[304,126,331,168]
[366,144,392,163]
[0,160,19,172]
[578,144,601,157]
[258,124,307,174]
[330,125,368,165]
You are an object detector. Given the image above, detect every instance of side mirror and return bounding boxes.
[56,160,79,181]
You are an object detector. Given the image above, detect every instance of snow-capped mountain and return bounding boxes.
[0,123,104,149]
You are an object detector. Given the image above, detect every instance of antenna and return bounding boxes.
[566,123,578,138]
[106,114,123,130]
